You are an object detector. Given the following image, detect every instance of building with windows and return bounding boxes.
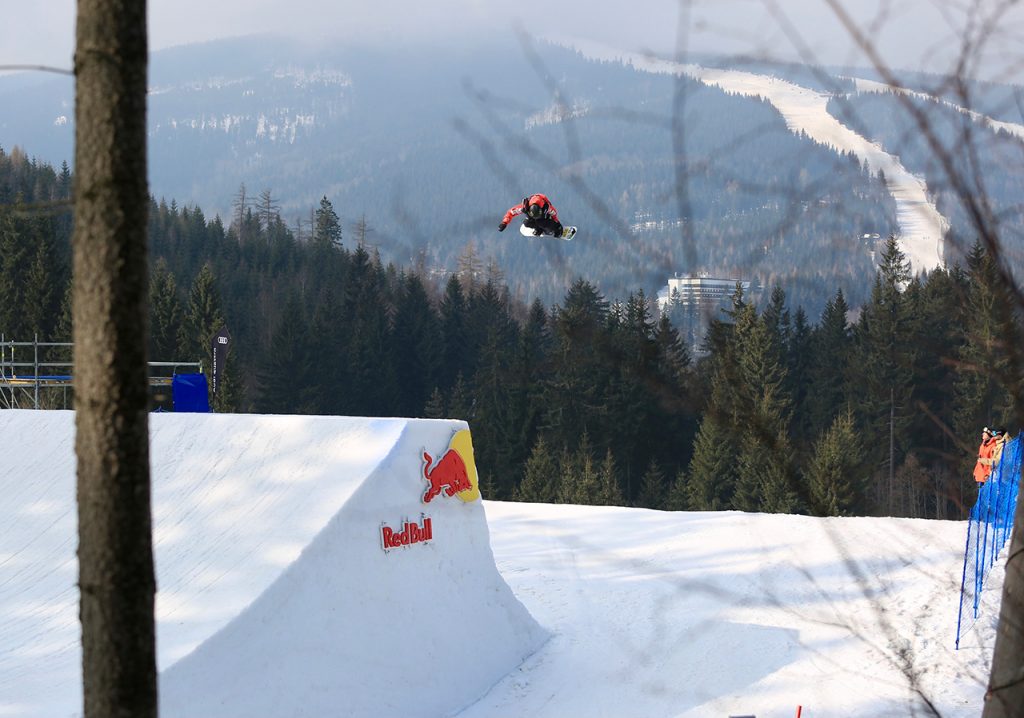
[657,273,751,354]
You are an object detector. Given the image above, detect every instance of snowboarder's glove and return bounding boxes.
[498,222,507,232]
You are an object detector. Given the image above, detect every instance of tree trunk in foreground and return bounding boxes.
[984,470,1024,718]
[73,1,156,716]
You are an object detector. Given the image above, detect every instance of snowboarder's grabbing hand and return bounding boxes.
[499,194,564,238]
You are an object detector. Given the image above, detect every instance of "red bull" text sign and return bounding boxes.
[380,516,433,552]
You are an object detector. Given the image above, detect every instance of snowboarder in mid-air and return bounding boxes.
[498,194,576,240]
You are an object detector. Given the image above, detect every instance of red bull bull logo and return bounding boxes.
[381,516,433,551]
[421,428,481,504]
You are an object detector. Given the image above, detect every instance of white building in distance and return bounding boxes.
[657,273,752,354]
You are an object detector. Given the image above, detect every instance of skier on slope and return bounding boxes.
[498,193,565,238]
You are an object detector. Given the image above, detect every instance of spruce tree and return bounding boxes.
[544,279,610,453]
[953,242,1013,479]
[597,448,625,506]
[471,329,517,498]
[313,195,342,248]
[255,292,316,413]
[559,434,601,505]
[506,298,551,488]
[666,469,690,511]
[787,306,813,447]
[635,459,666,509]
[390,272,441,417]
[148,259,182,361]
[22,234,59,339]
[730,302,797,513]
[424,387,446,419]
[686,416,735,510]
[340,245,395,415]
[849,236,915,514]
[439,274,470,390]
[516,437,559,503]
[806,411,865,516]
[447,373,474,422]
[807,289,852,430]
[0,208,28,338]
[177,263,225,363]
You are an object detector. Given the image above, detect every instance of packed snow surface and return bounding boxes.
[1,411,1001,717]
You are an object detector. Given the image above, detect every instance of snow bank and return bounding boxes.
[0,410,546,718]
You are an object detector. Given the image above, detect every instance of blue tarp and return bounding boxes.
[172,373,210,413]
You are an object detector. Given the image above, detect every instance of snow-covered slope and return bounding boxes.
[474,502,999,717]
[0,411,546,718]
[0,410,1001,717]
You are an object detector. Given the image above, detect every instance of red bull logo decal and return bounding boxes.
[381,516,433,551]
[421,428,481,504]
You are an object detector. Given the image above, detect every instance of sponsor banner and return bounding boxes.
[380,515,433,552]
[421,429,481,504]
[210,326,231,395]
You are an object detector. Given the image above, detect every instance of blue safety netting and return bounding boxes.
[955,435,1021,649]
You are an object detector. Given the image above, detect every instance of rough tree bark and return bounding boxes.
[73,1,156,717]
[984,481,1024,718]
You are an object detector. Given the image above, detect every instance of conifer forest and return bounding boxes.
[0,145,1013,519]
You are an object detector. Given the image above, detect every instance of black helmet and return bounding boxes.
[527,203,544,219]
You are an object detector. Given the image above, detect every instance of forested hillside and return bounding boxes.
[1,147,1012,519]
[0,37,897,314]
[826,90,1024,267]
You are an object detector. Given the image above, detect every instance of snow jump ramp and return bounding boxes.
[0,411,547,718]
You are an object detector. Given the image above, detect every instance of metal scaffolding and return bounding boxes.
[0,334,202,410]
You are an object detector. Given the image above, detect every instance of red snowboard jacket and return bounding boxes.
[502,194,560,225]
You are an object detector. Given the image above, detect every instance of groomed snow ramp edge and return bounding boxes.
[158,415,548,718]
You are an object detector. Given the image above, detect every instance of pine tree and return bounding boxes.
[22,233,59,339]
[597,448,625,506]
[390,272,441,417]
[686,416,735,510]
[666,469,690,511]
[807,289,852,430]
[635,459,666,509]
[232,183,250,243]
[515,437,559,503]
[255,292,316,413]
[953,242,1013,478]
[447,373,474,422]
[0,207,29,338]
[849,236,915,514]
[439,274,470,390]
[177,263,225,363]
[148,259,182,361]
[559,434,601,505]
[806,411,865,516]
[787,307,813,446]
[730,302,797,513]
[543,279,610,454]
[340,245,395,415]
[471,329,517,498]
[424,387,446,419]
[505,298,551,489]
[313,195,342,249]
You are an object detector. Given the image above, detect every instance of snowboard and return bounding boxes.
[520,224,577,240]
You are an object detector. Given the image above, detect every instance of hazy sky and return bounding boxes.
[3,0,1022,84]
